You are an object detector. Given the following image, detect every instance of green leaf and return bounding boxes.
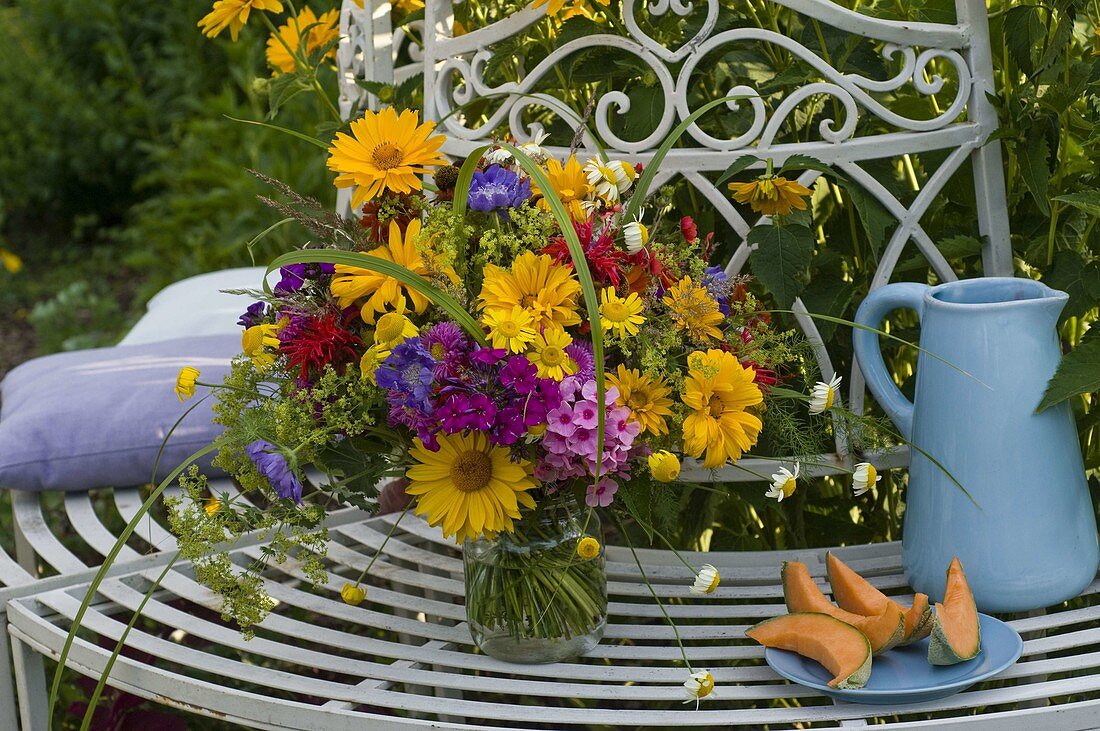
[620,86,665,143]
[267,74,309,119]
[451,144,492,220]
[1003,5,1045,77]
[1054,190,1100,218]
[894,234,984,273]
[779,154,848,182]
[714,155,760,188]
[1037,336,1100,412]
[843,183,893,257]
[1043,250,1100,318]
[748,224,814,308]
[1018,133,1051,215]
[263,250,488,345]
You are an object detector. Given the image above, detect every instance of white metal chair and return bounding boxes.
[339,0,1013,482]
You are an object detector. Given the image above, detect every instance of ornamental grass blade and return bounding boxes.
[224,115,330,150]
[451,144,492,221]
[263,250,488,345]
[498,142,607,484]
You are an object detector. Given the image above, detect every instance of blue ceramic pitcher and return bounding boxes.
[853,277,1098,612]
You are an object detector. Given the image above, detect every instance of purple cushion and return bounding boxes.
[0,335,240,491]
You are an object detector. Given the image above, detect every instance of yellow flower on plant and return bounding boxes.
[373,303,419,353]
[478,251,581,330]
[808,373,842,414]
[681,349,763,468]
[665,276,724,341]
[359,345,385,383]
[599,287,645,339]
[690,563,720,595]
[533,156,590,221]
[483,305,538,353]
[341,582,366,606]
[765,463,800,502]
[0,247,22,273]
[393,0,425,13]
[526,326,577,381]
[331,218,457,323]
[405,431,539,542]
[175,366,200,401]
[265,7,339,75]
[728,174,812,216]
[852,462,881,497]
[198,0,284,41]
[327,107,448,208]
[242,318,287,371]
[648,450,681,482]
[607,365,673,435]
[204,497,222,516]
[577,536,601,560]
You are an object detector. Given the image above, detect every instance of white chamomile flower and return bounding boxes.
[484,147,513,166]
[765,463,800,502]
[584,158,633,202]
[518,131,550,162]
[690,563,721,595]
[623,220,650,254]
[852,462,881,496]
[808,373,842,414]
[683,669,717,708]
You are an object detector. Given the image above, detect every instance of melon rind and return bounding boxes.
[904,595,934,645]
[826,552,931,647]
[746,612,873,689]
[927,558,981,666]
[928,605,982,665]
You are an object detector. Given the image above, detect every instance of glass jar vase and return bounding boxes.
[463,496,606,663]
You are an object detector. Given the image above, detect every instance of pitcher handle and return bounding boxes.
[852,283,928,441]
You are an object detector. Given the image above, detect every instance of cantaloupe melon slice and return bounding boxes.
[746,612,873,689]
[928,557,981,665]
[826,552,933,645]
[782,561,905,654]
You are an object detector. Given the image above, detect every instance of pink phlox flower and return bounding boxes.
[585,476,619,508]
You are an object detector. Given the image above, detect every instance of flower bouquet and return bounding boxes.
[167,100,826,668]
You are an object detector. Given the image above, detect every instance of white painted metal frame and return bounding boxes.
[340,0,1013,481]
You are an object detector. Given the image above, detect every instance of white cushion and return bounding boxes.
[119,267,273,346]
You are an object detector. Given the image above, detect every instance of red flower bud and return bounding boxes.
[680,216,698,242]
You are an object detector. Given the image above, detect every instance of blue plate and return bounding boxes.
[764,613,1022,705]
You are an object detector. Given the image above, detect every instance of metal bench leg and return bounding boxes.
[0,612,20,731]
[10,635,47,731]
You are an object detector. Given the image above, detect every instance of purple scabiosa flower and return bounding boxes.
[237,302,267,328]
[275,262,336,294]
[375,339,437,409]
[586,476,619,508]
[422,322,469,378]
[245,439,304,504]
[702,265,732,315]
[564,340,595,381]
[467,165,532,215]
[501,356,538,395]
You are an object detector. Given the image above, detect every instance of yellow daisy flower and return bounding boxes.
[0,247,22,273]
[576,536,601,560]
[533,156,590,221]
[341,582,366,605]
[483,305,538,353]
[728,174,812,216]
[478,251,582,330]
[607,365,673,436]
[665,276,724,341]
[359,345,385,383]
[681,349,763,468]
[647,450,681,482]
[527,326,577,381]
[265,7,339,75]
[599,287,645,339]
[204,497,222,516]
[373,303,419,353]
[242,318,287,371]
[198,0,284,41]
[331,219,457,323]
[175,366,200,401]
[405,431,539,542]
[327,108,448,208]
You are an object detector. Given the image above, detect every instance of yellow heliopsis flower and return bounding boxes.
[204,497,222,516]
[198,0,284,41]
[373,303,419,354]
[690,563,720,595]
[341,582,366,606]
[0,247,22,273]
[765,463,800,502]
[809,373,842,414]
[852,462,881,497]
[483,305,538,353]
[265,7,339,75]
[664,276,724,341]
[405,431,539,542]
[331,219,458,323]
[242,318,287,371]
[327,108,448,208]
[175,366,200,401]
[527,326,577,381]
[728,174,812,216]
[533,156,590,221]
[648,450,681,482]
[681,349,763,468]
[576,536,601,560]
[607,365,673,435]
[478,251,582,330]
[599,287,645,339]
